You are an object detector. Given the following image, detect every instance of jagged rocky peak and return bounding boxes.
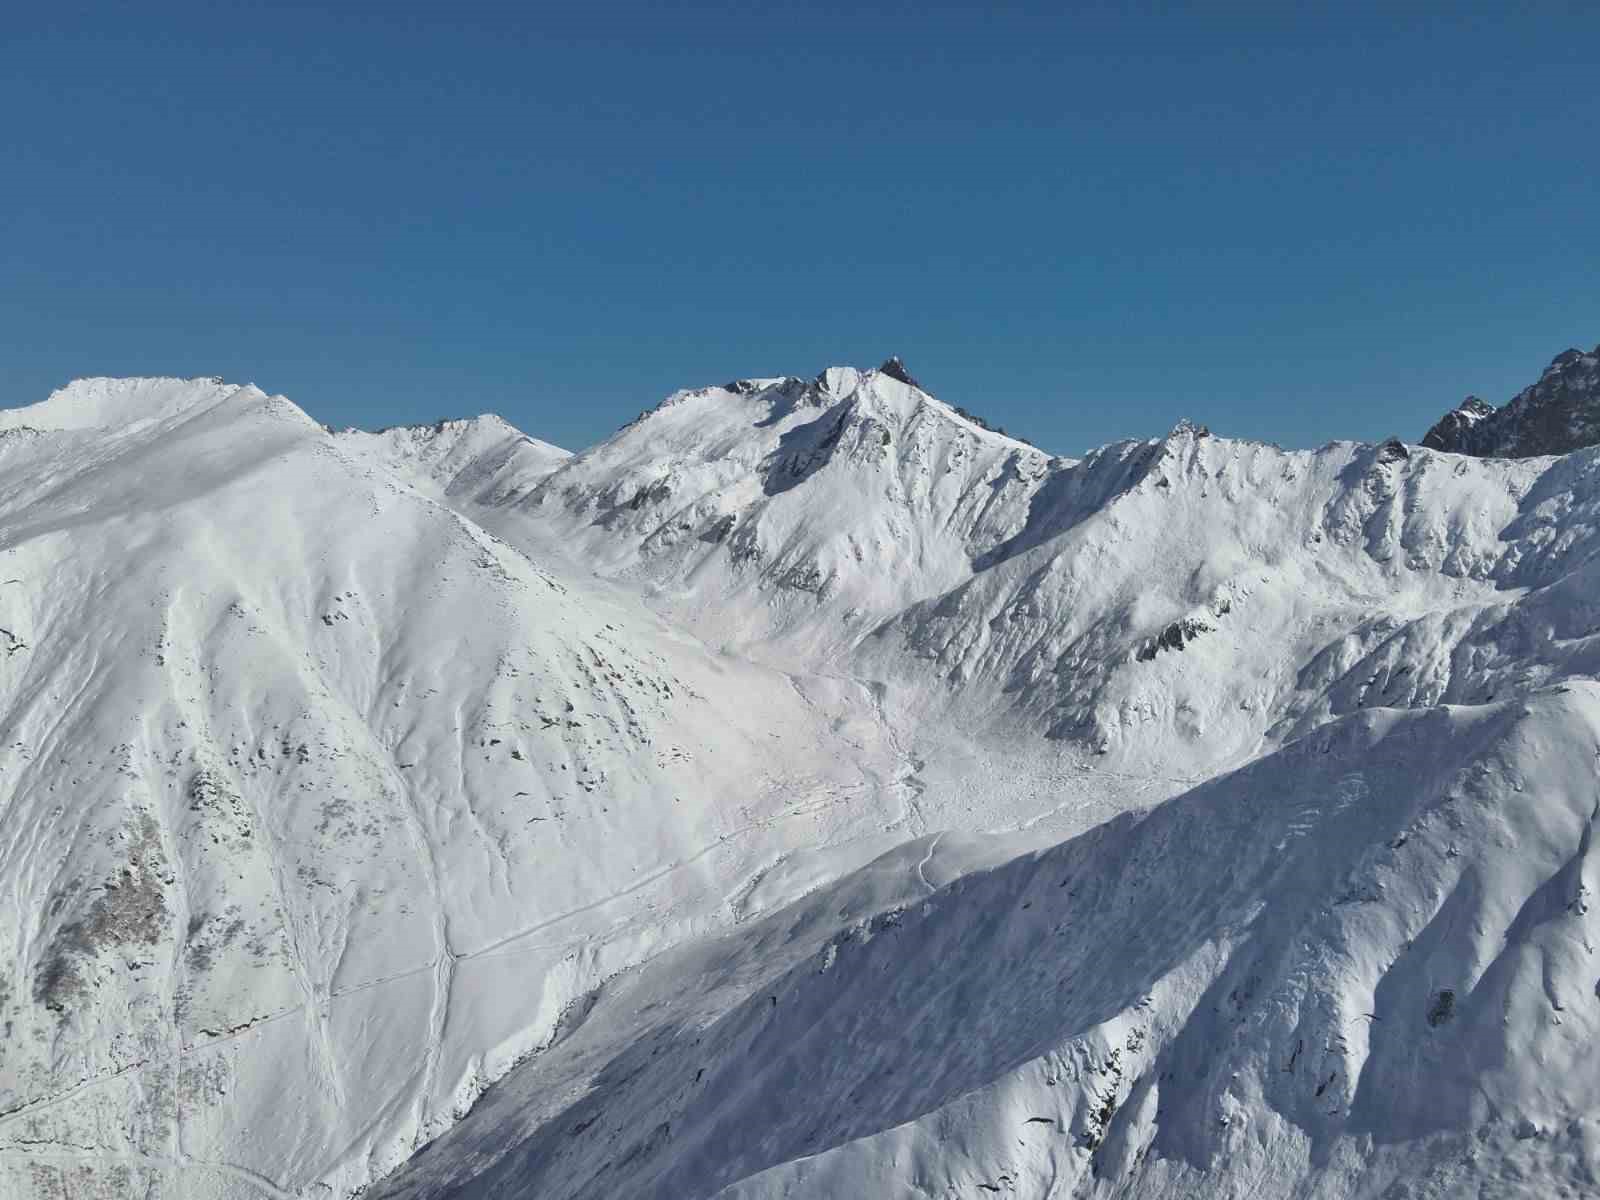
[1421,342,1600,458]
[876,355,920,388]
[1420,395,1494,454]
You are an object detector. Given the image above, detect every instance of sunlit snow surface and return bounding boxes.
[2,370,1599,1198]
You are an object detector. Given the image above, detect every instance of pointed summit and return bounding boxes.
[876,356,920,388]
[1419,341,1600,457]
[1420,396,1493,452]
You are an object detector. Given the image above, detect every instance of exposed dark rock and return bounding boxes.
[876,356,920,388]
[701,513,736,544]
[1136,617,1214,661]
[1420,344,1600,458]
[1374,438,1410,465]
[1426,988,1456,1027]
[1420,396,1493,453]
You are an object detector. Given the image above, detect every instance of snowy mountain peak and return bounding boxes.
[334,412,569,505]
[502,365,1057,658]
[0,376,896,1199]
[814,364,864,398]
[0,375,282,434]
[1165,416,1212,440]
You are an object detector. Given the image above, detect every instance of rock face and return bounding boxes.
[1420,395,1493,452]
[1423,344,1600,457]
[876,355,920,388]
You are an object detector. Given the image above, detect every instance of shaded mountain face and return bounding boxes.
[378,686,1600,1200]
[6,359,1600,1200]
[1423,344,1600,457]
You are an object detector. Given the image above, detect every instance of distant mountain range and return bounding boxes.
[2,346,1599,1200]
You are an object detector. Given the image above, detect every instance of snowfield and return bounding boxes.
[2,364,1599,1198]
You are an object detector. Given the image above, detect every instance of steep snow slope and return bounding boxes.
[335,415,570,506]
[361,360,1600,1199]
[379,683,1600,1200]
[520,365,1056,660]
[854,427,1600,765]
[0,379,914,1199]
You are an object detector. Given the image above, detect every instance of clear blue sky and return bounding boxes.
[4,2,1596,455]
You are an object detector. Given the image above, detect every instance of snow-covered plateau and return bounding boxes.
[3,361,1599,1199]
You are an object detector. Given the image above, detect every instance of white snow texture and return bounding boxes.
[2,366,1599,1199]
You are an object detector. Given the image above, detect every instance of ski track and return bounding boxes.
[389,756,453,1145]
[0,757,866,1169]
[914,831,943,893]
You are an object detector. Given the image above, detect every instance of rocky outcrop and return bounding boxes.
[876,355,920,388]
[1422,345,1600,458]
[1420,396,1492,453]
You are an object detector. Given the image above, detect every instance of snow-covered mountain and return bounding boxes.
[1423,344,1600,458]
[0,378,910,1199]
[474,360,1600,818]
[4,358,1600,1199]
[519,363,1056,657]
[381,685,1600,1200]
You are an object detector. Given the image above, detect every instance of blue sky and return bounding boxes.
[3,2,1596,455]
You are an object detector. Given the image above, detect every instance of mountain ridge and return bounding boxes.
[0,377,912,1199]
[1423,343,1600,458]
[6,350,1600,1199]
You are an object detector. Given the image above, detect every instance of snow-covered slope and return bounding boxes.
[521,364,1057,660]
[0,378,913,1199]
[380,684,1600,1200]
[463,363,1600,823]
[7,359,1600,1200]
[334,415,570,506]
